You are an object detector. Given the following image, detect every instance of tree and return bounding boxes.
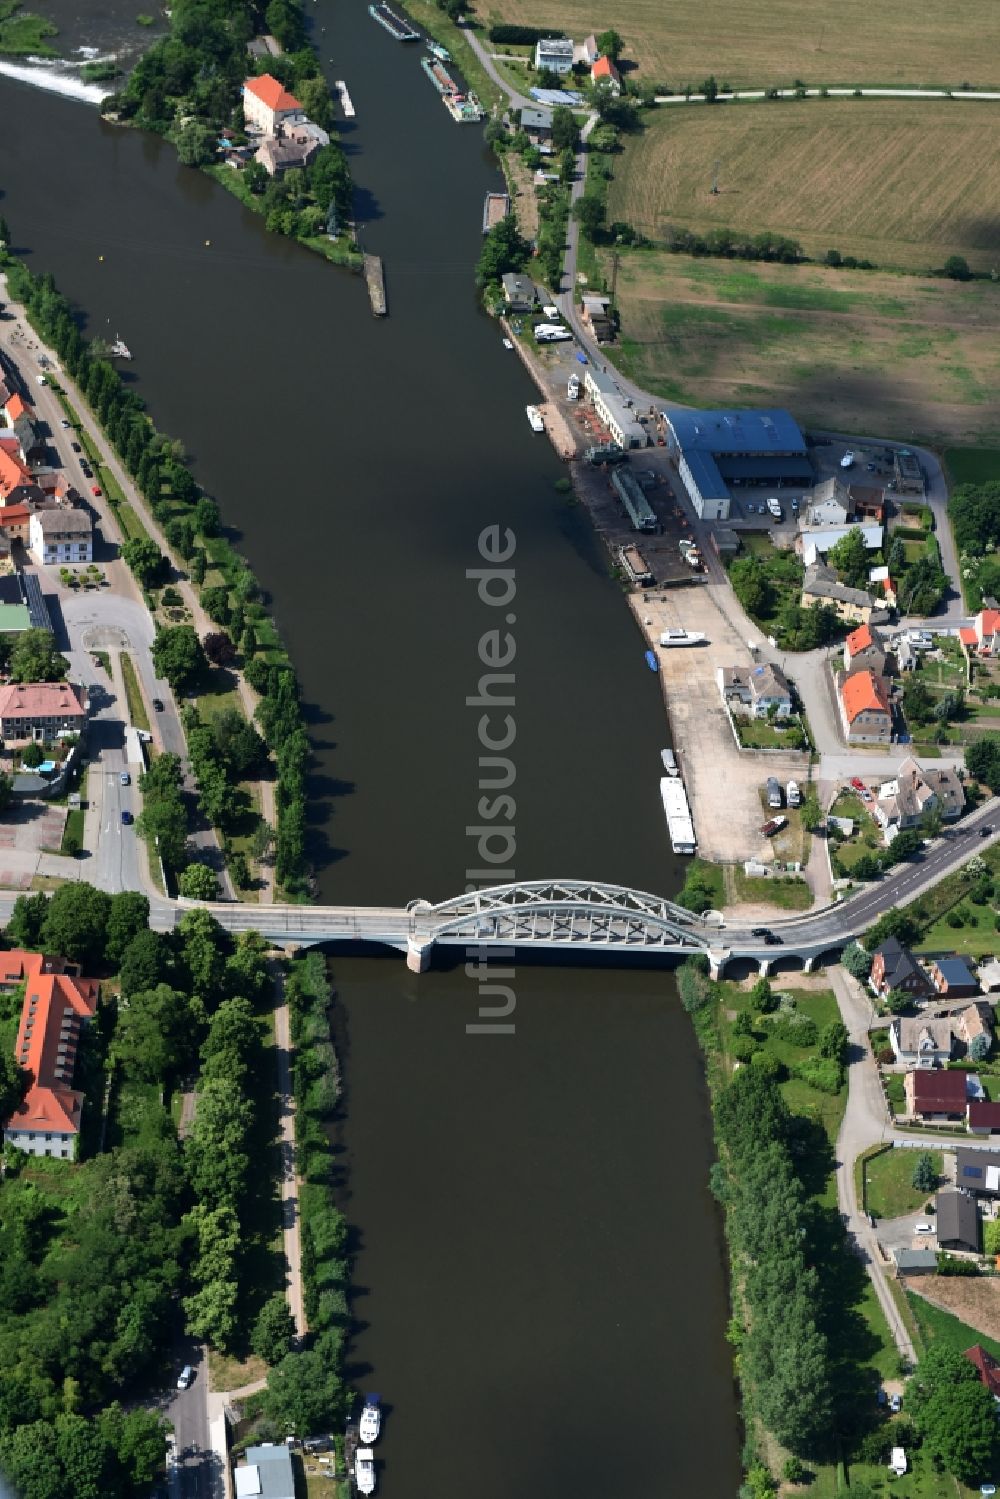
[178,907,229,1001]
[970,1030,991,1062]
[799,792,822,832]
[297,75,334,131]
[550,105,579,151]
[114,984,194,1084]
[885,987,912,1014]
[827,528,870,589]
[728,556,773,618]
[943,254,972,281]
[912,1151,938,1193]
[907,1344,998,1483]
[175,120,216,167]
[164,516,196,558]
[884,827,924,864]
[152,625,205,690]
[701,74,719,102]
[573,194,606,241]
[202,631,236,668]
[41,882,112,967]
[819,1020,849,1066]
[9,628,67,682]
[251,1293,296,1365]
[179,863,218,901]
[262,1340,345,1435]
[21,741,43,768]
[841,941,872,981]
[212,708,265,778]
[121,537,168,587]
[949,480,1000,555]
[864,909,921,951]
[595,27,624,59]
[6,889,48,949]
[967,736,1000,794]
[475,214,530,287]
[118,928,177,996]
[750,977,778,1013]
[105,891,151,966]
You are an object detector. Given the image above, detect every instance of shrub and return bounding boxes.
[793,1056,843,1094]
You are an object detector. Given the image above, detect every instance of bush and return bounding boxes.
[487,22,562,42]
[793,1056,843,1094]
[936,1253,979,1276]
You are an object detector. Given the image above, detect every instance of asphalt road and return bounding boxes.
[164,1347,218,1499]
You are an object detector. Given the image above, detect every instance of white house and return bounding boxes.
[889,1016,953,1068]
[718,663,793,719]
[29,507,92,565]
[241,73,304,135]
[534,37,574,73]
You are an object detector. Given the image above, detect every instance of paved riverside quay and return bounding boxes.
[14,800,981,972]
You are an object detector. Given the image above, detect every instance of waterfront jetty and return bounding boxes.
[482,191,509,234]
[364,254,387,316]
[421,55,485,121]
[368,1,419,40]
[335,79,356,117]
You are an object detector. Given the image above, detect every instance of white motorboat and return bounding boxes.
[658,628,706,647]
[660,747,678,775]
[526,404,544,433]
[502,337,513,350]
[359,1395,381,1445]
[355,1448,376,1495]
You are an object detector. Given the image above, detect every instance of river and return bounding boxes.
[0,2,740,1488]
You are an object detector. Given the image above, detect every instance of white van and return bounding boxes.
[786,780,801,807]
[766,496,782,519]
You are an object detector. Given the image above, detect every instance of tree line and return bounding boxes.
[2,246,312,892]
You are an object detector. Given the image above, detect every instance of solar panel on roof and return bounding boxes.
[964,1165,984,1178]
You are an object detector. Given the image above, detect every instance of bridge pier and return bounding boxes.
[757,957,773,977]
[802,955,817,974]
[406,938,434,974]
[708,950,731,981]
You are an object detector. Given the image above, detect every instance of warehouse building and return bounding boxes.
[584,367,646,449]
[662,408,811,521]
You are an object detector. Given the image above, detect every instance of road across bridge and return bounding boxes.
[173,801,998,973]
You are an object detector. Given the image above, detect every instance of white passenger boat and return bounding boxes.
[355,1448,376,1495]
[359,1396,381,1445]
[658,628,706,647]
[526,404,544,433]
[660,747,678,775]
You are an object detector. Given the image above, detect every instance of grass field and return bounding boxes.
[606,100,1000,273]
[863,1146,942,1220]
[944,446,1000,486]
[120,652,150,732]
[602,250,1000,444]
[477,0,1000,87]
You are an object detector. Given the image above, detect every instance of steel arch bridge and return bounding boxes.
[408,879,719,956]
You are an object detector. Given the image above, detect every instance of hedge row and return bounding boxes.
[487,23,563,43]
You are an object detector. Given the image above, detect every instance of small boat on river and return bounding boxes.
[359,1395,381,1445]
[661,747,678,775]
[355,1448,376,1495]
[526,404,544,433]
[502,337,513,350]
[645,649,659,672]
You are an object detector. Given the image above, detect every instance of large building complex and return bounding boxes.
[2,952,100,1160]
[662,408,811,521]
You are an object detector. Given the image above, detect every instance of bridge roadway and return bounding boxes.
[105,798,994,972]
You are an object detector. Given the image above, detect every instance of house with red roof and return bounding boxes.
[960,607,1000,659]
[3,970,100,1159]
[0,445,32,499]
[0,950,80,991]
[969,1099,1000,1135]
[843,622,887,676]
[838,668,892,744]
[0,680,87,742]
[965,1345,1000,1397]
[904,1066,968,1120]
[241,73,304,135]
[4,392,31,425]
[591,55,622,93]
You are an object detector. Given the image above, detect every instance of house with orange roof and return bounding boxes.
[4,392,31,424]
[843,622,887,676]
[591,55,622,93]
[0,445,32,499]
[960,607,1000,658]
[241,73,304,135]
[838,668,892,744]
[3,970,100,1159]
[0,503,32,543]
[0,949,80,992]
[0,680,87,742]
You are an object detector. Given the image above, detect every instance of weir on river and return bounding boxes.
[0,4,742,1491]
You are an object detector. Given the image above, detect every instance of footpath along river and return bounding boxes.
[0,1,740,1487]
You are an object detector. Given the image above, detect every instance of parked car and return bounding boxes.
[176,1365,193,1390]
[71,441,81,452]
[59,418,70,429]
[914,1222,933,1235]
[889,1393,902,1413]
[980,826,994,837]
[91,485,102,496]
[152,698,164,712]
[119,772,130,786]
[121,810,133,826]
[851,776,866,792]
[840,451,855,468]
[760,815,788,837]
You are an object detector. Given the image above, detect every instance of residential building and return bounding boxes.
[928,955,979,999]
[0,444,32,500]
[801,564,889,625]
[591,55,622,92]
[959,606,1000,658]
[533,37,574,73]
[801,523,883,570]
[0,503,34,545]
[0,573,30,633]
[0,680,87,742]
[717,662,793,718]
[843,622,887,677]
[964,1345,1000,1398]
[29,506,92,565]
[3,969,100,1159]
[956,1150,1000,1197]
[890,1247,938,1276]
[12,414,45,465]
[969,1100,1000,1135]
[977,959,1000,994]
[519,106,552,142]
[580,293,613,341]
[241,73,304,134]
[904,1066,967,1119]
[501,272,535,312]
[953,1002,993,1049]
[583,367,647,449]
[255,128,321,178]
[888,1016,953,1068]
[874,756,965,840]
[838,669,892,744]
[235,1445,296,1499]
[804,478,850,529]
[848,484,886,523]
[894,636,916,672]
[576,33,600,64]
[4,392,30,425]
[870,937,934,1000]
[662,407,811,522]
[0,949,80,990]
[936,1188,979,1253]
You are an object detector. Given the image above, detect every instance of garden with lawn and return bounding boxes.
[862,1146,943,1221]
